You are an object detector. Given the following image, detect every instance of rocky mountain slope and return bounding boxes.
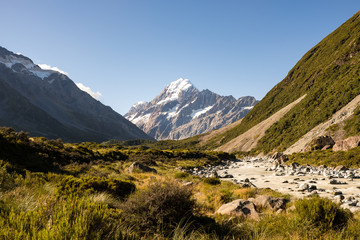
[202,10,360,153]
[0,46,152,142]
[125,78,257,140]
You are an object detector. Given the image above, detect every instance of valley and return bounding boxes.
[1,5,360,240]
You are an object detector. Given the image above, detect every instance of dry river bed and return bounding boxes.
[185,158,360,212]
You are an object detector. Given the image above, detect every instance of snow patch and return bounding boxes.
[132,113,151,125]
[38,64,69,76]
[190,105,213,119]
[76,83,102,100]
[243,106,254,110]
[166,104,180,120]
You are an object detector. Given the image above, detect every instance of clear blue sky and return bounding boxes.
[1,1,359,114]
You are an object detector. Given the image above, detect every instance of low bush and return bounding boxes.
[203,177,221,185]
[55,175,135,199]
[121,180,195,234]
[174,171,190,179]
[294,196,352,231]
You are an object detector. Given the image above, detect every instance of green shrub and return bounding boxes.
[174,172,190,179]
[0,198,138,240]
[121,180,195,234]
[295,196,352,231]
[203,177,221,185]
[55,175,135,199]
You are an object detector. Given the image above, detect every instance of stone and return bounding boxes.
[216,199,259,220]
[271,152,289,165]
[128,161,157,173]
[334,195,344,202]
[334,165,348,172]
[291,162,300,169]
[333,191,343,196]
[298,183,309,192]
[252,195,289,211]
[333,136,360,152]
[182,181,193,186]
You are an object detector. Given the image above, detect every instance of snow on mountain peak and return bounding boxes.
[157,78,195,105]
[167,78,193,92]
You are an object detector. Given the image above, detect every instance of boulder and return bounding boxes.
[306,136,335,151]
[334,165,348,172]
[128,161,157,173]
[298,183,309,192]
[271,152,289,165]
[333,136,360,152]
[216,199,259,220]
[251,195,288,211]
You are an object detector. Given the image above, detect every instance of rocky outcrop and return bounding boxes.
[333,136,360,152]
[125,78,257,140]
[305,136,335,151]
[216,199,259,220]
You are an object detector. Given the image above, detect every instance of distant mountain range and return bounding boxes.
[0,46,152,142]
[125,78,257,140]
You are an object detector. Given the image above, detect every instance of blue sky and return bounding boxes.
[1,1,359,114]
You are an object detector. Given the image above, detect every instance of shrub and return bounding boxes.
[174,172,190,179]
[55,175,135,199]
[295,196,352,231]
[203,177,221,185]
[121,180,195,233]
[0,198,138,240]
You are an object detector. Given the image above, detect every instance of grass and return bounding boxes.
[1,128,360,239]
[288,146,360,168]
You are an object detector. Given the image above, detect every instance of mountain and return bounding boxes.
[201,10,360,154]
[125,78,257,140]
[0,46,152,142]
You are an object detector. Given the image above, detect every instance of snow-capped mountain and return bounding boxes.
[125,78,257,140]
[0,46,152,142]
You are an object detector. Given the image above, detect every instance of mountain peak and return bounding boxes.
[156,78,197,105]
[125,78,257,140]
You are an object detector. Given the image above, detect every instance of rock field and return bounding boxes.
[182,157,360,212]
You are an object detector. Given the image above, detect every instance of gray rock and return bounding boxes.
[251,195,288,211]
[128,162,157,173]
[216,199,259,220]
[298,183,309,192]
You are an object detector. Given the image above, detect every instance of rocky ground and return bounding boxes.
[182,157,360,212]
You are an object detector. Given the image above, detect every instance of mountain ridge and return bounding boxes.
[0,46,153,142]
[125,78,257,140]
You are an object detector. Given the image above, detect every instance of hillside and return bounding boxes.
[0,46,152,142]
[204,10,360,153]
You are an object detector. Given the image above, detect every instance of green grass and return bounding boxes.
[289,146,360,168]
